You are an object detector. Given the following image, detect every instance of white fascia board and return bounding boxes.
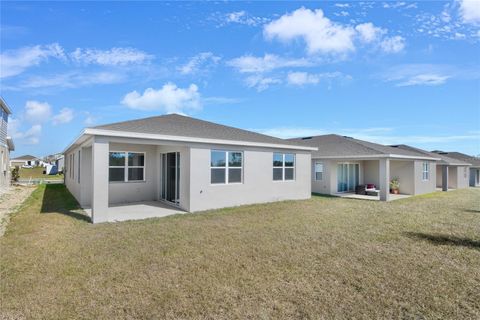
[313,154,440,161]
[82,128,318,151]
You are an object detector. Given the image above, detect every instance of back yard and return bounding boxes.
[18,167,63,181]
[1,185,479,319]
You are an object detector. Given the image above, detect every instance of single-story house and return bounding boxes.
[63,114,316,223]
[391,145,471,191]
[10,155,41,168]
[288,135,440,201]
[431,151,479,187]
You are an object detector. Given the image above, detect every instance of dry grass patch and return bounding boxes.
[1,185,479,319]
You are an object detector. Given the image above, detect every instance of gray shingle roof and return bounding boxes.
[390,145,470,165]
[11,155,38,161]
[92,114,308,148]
[432,151,479,167]
[287,134,436,159]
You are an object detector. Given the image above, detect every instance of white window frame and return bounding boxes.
[273,153,296,182]
[314,161,324,181]
[109,151,146,183]
[422,162,430,181]
[210,150,243,185]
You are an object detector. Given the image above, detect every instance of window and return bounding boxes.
[315,161,324,180]
[210,150,243,184]
[109,151,145,182]
[273,153,295,181]
[78,150,81,183]
[422,162,429,180]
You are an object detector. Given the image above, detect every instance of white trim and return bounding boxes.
[109,150,146,183]
[313,154,440,161]
[210,149,244,185]
[79,128,317,151]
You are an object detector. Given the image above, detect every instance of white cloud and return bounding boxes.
[245,75,281,91]
[223,11,269,26]
[264,8,357,55]
[52,108,74,125]
[355,22,386,43]
[0,43,65,78]
[287,72,320,85]
[83,112,97,126]
[286,71,351,86]
[8,118,42,145]
[228,54,312,73]
[459,0,480,24]
[19,71,125,89]
[397,74,450,86]
[178,52,221,75]
[70,47,153,66]
[121,83,202,113]
[334,3,350,8]
[24,100,52,124]
[380,36,405,53]
[380,64,468,87]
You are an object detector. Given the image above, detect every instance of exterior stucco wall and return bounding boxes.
[448,167,458,189]
[413,160,436,195]
[188,146,311,212]
[456,166,469,189]
[311,159,333,194]
[363,160,380,188]
[65,147,82,204]
[80,147,92,207]
[391,160,415,195]
[0,145,10,189]
[436,165,443,188]
[108,143,159,205]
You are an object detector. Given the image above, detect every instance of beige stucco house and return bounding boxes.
[64,114,316,223]
[0,98,14,191]
[431,151,477,188]
[288,135,440,201]
[390,145,471,191]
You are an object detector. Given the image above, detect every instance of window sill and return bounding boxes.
[109,180,147,184]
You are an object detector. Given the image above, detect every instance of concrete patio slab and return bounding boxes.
[83,201,186,222]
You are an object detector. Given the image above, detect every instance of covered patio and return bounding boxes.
[335,192,412,201]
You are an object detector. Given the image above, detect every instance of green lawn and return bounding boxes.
[1,185,479,319]
[18,167,63,180]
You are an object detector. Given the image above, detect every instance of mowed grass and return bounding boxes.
[18,167,63,180]
[1,185,479,319]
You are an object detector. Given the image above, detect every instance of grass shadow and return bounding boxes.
[311,193,338,198]
[40,184,91,223]
[464,209,480,213]
[404,232,480,249]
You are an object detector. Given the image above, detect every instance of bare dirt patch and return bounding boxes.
[0,186,36,237]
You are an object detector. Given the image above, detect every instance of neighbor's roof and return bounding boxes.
[390,145,470,166]
[11,155,38,161]
[67,114,316,151]
[287,134,439,160]
[0,97,12,114]
[432,150,479,167]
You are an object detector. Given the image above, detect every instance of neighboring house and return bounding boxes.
[288,135,439,201]
[63,114,316,223]
[431,151,479,187]
[10,155,40,168]
[1,97,14,190]
[391,145,470,191]
[55,155,65,173]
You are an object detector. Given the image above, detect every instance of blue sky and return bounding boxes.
[1,1,479,157]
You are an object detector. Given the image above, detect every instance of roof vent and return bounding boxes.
[391,145,399,148]
[301,137,313,140]
[343,136,353,139]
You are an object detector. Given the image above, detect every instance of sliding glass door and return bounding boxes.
[337,163,359,193]
[161,152,180,204]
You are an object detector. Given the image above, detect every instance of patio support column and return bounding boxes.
[91,137,109,223]
[442,165,449,191]
[379,158,390,201]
